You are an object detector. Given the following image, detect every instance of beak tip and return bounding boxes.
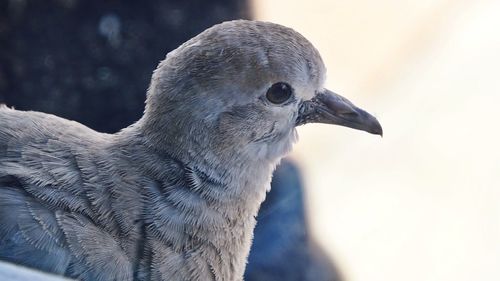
[370,119,383,137]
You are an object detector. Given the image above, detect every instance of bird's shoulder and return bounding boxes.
[0,107,109,212]
[0,106,107,147]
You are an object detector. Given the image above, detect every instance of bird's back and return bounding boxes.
[0,105,106,145]
[0,106,130,279]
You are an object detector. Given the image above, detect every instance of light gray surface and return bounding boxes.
[0,261,72,281]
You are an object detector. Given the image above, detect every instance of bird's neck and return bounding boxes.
[115,124,278,280]
[128,115,281,206]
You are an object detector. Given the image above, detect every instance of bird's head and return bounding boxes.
[141,20,382,167]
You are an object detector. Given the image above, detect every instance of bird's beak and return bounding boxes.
[296,89,383,136]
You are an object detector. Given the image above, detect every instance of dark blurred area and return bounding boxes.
[0,0,249,133]
[0,1,340,280]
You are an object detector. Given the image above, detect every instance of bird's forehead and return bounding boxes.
[180,20,326,101]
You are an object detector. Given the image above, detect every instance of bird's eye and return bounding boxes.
[266,82,293,104]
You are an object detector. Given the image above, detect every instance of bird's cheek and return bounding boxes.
[215,113,260,147]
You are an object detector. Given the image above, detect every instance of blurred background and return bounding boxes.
[253,0,500,281]
[1,0,499,281]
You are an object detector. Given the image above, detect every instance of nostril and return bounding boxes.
[339,111,359,118]
[317,92,357,115]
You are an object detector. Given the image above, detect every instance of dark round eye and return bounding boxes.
[266,82,293,104]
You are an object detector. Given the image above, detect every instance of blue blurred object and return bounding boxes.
[245,160,341,281]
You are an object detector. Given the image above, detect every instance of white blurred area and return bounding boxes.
[253,1,500,281]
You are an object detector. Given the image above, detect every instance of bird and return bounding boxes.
[0,20,382,281]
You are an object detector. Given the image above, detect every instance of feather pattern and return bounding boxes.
[0,106,269,281]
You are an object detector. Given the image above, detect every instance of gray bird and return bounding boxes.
[0,20,382,281]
